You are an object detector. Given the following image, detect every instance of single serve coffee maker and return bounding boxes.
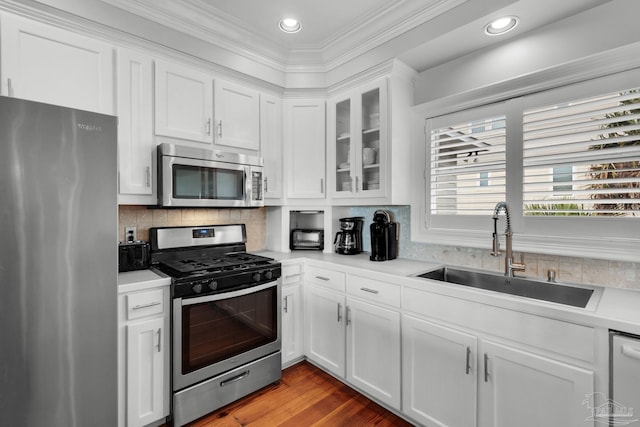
[334,217,364,255]
[370,210,398,261]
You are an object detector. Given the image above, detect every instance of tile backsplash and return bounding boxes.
[118,206,267,252]
[350,206,640,290]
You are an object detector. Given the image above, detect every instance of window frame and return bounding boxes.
[412,69,640,262]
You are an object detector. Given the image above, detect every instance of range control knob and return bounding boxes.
[264,270,273,280]
[252,272,261,282]
[191,283,203,294]
[208,280,218,291]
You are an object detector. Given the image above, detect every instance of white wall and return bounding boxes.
[414,0,640,107]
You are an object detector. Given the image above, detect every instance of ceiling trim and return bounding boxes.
[99,0,468,74]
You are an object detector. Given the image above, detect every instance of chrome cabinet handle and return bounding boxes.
[145,166,150,187]
[264,177,268,193]
[217,120,223,138]
[315,276,330,281]
[132,301,161,310]
[337,303,342,322]
[156,328,161,353]
[484,353,489,382]
[285,274,301,279]
[346,306,351,326]
[220,370,250,387]
[205,118,212,136]
[355,176,359,192]
[320,178,324,194]
[466,346,471,375]
[7,78,13,97]
[360,287,379,294]
[283,295,288,313]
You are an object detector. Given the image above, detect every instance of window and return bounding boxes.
[523,89,640,216]
[418,70,640,259]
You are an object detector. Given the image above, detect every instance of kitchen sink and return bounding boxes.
[416,267,596,308]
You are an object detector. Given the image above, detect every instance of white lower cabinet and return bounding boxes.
[346,297,401,409]
[304,284,346,376]
[402,315,478,427]
[127,317,164,427]
[119,285,170,427]
[304,267,401,411]
[402,312,594,427]
[479,340,594,427]
[282,261,304,366]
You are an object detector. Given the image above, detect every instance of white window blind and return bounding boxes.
[430,115,506,215]
[523,89,640,216]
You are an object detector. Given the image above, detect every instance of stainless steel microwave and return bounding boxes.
[158,143,263,208]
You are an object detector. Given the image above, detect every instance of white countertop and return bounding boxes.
[118,268,170,294]
[260,250,640,336]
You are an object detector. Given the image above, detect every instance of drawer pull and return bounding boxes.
[132,301,161,310]
[316,276,330,281]
[220,370,250,387]
[285,274,301,279]
[360,287,379,294]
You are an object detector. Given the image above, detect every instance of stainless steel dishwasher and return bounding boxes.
[610,331,640,425]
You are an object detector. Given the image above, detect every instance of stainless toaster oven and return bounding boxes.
[290,229,324,251]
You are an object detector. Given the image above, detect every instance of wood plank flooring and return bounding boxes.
[178,361,414,426]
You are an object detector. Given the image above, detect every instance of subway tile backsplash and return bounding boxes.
[118,206,267,252]
[350,206,640,290]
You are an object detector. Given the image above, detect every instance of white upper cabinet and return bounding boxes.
[154,60,214,144]
[260,94,284,201]
[329,79,386,200]
[327,64,416,205]
[117,48,155,203]
[214,80,260,151]
[0,14,113,114]
[284,98,326,200]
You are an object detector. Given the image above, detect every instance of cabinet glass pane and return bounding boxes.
[336,99,351,192]
[361,89,380,191]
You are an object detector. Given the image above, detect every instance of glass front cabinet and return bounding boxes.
[329,79,387,200]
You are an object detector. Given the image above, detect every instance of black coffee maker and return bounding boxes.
[370,210,398,261]
[334,217,364,255]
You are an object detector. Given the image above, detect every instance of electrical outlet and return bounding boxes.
[125,226,137,243]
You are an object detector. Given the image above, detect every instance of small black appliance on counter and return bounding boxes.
[370,210,398,261]
[334,217,364,255]
[118,241,150,272]
[290,229,324,250]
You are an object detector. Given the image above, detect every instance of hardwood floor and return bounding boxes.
[179,361,414,426]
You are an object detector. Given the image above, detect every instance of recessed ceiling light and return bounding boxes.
[279,18,301,34]
[484,16,519,36]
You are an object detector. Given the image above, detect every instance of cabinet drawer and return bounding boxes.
[282,263,303,285]
[127,288,164,320]
[348,275,400,308]
[305,265,345,293]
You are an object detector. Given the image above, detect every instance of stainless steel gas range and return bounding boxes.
[149,224,282,426]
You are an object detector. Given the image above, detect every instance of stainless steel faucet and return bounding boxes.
[491,202,525,278]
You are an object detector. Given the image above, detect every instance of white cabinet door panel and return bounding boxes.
[154,60,213,143]
[304,285,345,377]
[214,81,260,151]
[1,15,113,114]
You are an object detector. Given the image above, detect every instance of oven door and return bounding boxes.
[173,280,281,391]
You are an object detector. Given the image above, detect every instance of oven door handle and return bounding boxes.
[180,281,278,306]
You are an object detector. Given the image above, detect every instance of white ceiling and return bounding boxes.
[100,0,610,73]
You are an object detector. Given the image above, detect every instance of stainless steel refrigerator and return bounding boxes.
[0,96,117,427]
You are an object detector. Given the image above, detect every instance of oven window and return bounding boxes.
[181,286,277,374]
[173,164,244,200]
